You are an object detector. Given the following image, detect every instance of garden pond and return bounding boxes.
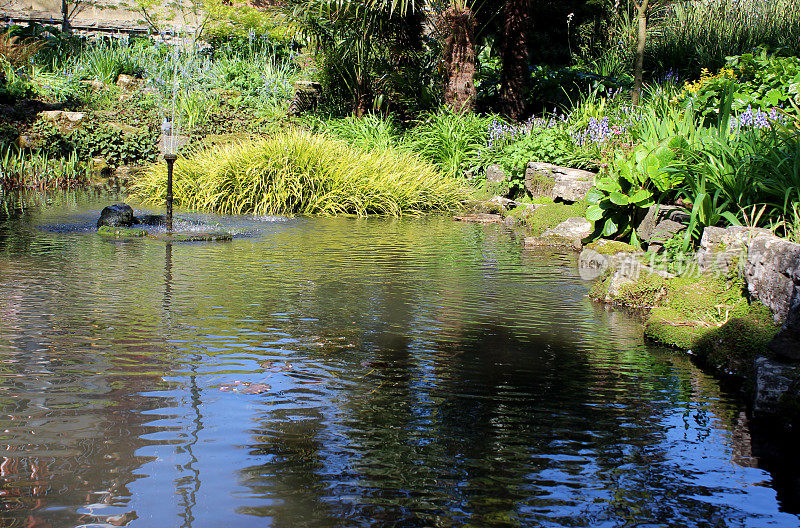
[0,194,799,527]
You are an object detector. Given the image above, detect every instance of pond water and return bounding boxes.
[0,194,799,528]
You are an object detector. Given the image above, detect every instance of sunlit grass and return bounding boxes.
[132,129,472,216]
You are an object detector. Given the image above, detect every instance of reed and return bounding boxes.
[132,129,471,216]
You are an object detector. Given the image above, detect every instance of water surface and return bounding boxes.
[0,194,798,527]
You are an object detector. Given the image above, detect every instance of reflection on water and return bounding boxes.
[0,194,798,527]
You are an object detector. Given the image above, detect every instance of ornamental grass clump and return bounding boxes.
[132,129,470,216]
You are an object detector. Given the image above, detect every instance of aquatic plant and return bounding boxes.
[132,129,471,216]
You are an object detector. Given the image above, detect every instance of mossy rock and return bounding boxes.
[98,226,148,238]
[590,268,667,307]
[584,239,640,256]
[150,232,233,242]
[645,307,708,350]
[642,275,780,378]
[693,303,780,379]
[524,201,587,236]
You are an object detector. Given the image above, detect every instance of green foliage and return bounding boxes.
[674,55,800,126]
[0,147,86,191]
[404,109,495,178]
[525,65,632,113]
[496,130,577,174]
[132,128,470,216]
[320,114,401,151]
[74,124,158,166]
[586,138,686,244]
[647,0,800,77]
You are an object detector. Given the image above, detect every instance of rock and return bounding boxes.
[744,235,800,324]
[97,204,135,228]
[525,162,595,202]
[453,213,504,224]
[80,79,106,91]
[697,226,773,274]
[38,110,85,133]
[636,205,690,242]
[88,157,112,188]
[485,164,507,183]
[578,243,644,281]
[116,74,144,92]
[769,300,800,362]
[17,133,42,149]
[647,219,686,251]
[288,81,322,115]
[524,235,582,251]
[137,215,167,226]
[541,217,592,243]
[106,122,141,135]
[753,356,800,416]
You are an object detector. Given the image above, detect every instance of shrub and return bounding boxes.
[404,108,496,178]
[320,114,401,151]
[132,129,471,216]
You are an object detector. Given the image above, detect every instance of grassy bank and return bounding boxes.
[132,130,471,216]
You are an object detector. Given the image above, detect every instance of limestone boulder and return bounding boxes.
[485,164,507,183]
[116,74,145,92]
[768,300,800,362]
[753,357,800,416]
[524,162,595,202]
[38,110,85,133]
[524,235,582,251]
[744,235,800,324]
[636,205,690,243]
[541,217,592,242]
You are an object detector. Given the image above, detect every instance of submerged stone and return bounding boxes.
[150,232,233,242]
[98,225,148,238]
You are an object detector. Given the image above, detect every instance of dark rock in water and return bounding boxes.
[137,214,167,226]
[97,204,135,227]
[769,300,800,362]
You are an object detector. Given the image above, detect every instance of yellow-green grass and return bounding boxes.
[132,129,472,216]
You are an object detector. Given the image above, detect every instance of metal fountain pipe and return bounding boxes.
[164,153,177,233]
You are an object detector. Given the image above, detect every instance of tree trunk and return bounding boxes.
[631,0,649,106]
[498,0,531,120]
[62,0,69,32]
[442,5,477,113]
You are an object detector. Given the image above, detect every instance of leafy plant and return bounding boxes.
[586,137,686,244]
[74,123,158,166]
[404,108,495,178]
[132,128,469,216]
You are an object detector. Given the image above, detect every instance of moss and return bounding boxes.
[98,226,148,237]
[615,272,668,307]
[584,239,640,255]
[639,275,780,378]
[523,201,587,236]
[693,303,780,379]
[645,307,708,350]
